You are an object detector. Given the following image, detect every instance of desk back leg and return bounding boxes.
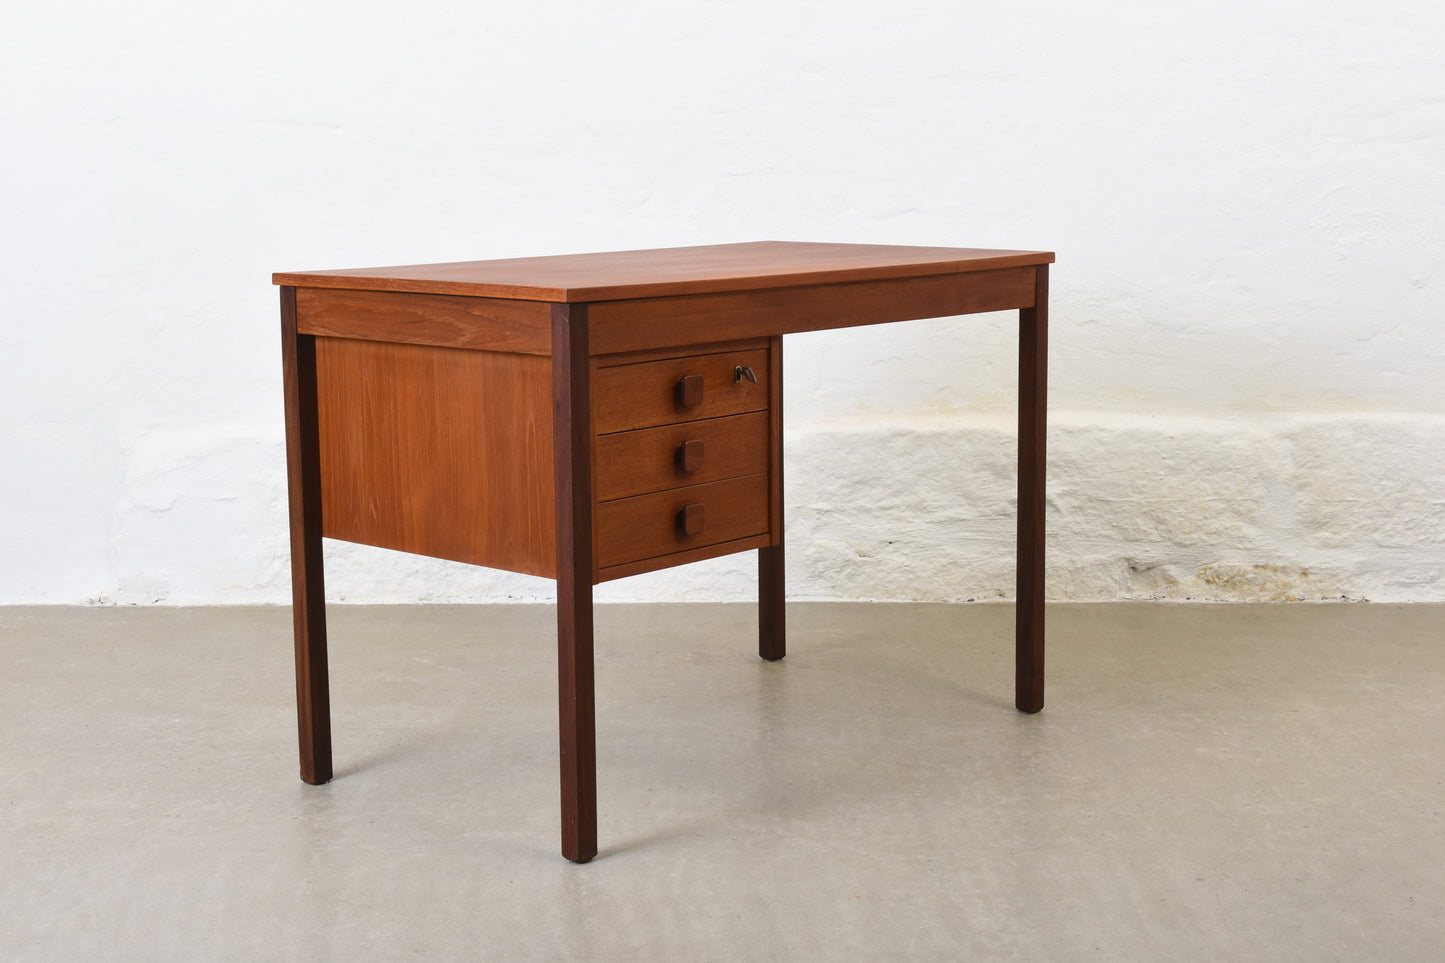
[759,335,786,661]
[1016,266,1048,714]
[280,286,334,784]
[759,545,785,660]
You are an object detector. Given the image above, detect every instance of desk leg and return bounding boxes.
[552,304,598,863]
[280,287,333,784]
[759,545,785,661]
[759,335,786,661]
[1016,266,1048,714]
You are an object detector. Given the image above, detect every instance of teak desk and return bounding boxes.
[274,240,1053,862]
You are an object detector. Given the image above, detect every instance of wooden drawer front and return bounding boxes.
[591,347,768,434]
[595,474,769,570]
[593,412,768,502]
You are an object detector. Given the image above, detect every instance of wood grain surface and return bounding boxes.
[591,346,769,433]
[275,240,1054,302]
[314,337,556,576]
[595,473,769,570]
[587,266,1037,354]
[593,411,769,502]
[296,288,551,354]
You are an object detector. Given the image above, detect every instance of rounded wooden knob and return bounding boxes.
[675,374,703,407]
[677,439,705,473]
[678,502,706,536]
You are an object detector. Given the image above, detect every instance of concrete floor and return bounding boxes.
[2,603,1442,961]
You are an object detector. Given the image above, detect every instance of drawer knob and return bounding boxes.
[678,502,706,536]
[734,365,757,384]
[676,374,703,407]
[677,439,705,473]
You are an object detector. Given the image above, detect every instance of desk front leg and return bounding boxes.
[759,335,786,661]
[1016,266,1048,714]
[552,304,598,863]
[280,287,333,784]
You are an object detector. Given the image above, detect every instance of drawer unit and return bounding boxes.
[309,334,778,583]
[591,339,778,579]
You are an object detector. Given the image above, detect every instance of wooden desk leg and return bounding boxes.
[280,286,333,784]
[759,335,786,661]
[759,545,785,661]
[552,304,598,863]
[1016,266,1048,714]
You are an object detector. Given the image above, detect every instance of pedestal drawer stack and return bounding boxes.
[591,340,777,581]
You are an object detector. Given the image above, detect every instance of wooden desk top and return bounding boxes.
[274,240,1055,303]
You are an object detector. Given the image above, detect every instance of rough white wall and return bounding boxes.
[3,0,1442,604]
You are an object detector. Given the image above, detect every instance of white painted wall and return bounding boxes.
[3,0,1442,604]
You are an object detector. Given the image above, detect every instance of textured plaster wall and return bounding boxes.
[3,0,1442,604]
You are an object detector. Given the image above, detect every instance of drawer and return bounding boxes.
[593,411,769,502]
[595,474,769,570]
[591,346,768,434]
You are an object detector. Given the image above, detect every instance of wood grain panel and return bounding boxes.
[593,411,769,502]
[296,288,551,354]
[595,474,769,570]
[314,337,555,577]
[591,347,769,433]
[588,266,1038,355]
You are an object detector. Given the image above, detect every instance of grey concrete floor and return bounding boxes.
[2,603,1442,961]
